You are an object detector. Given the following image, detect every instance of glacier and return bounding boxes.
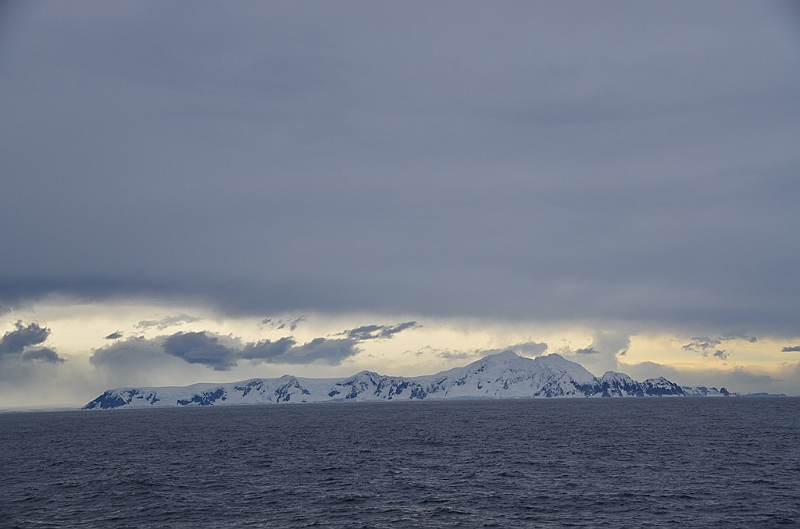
[83,351,733,409]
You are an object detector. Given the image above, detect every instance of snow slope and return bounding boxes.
[83,351,728,409]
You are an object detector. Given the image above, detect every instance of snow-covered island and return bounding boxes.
[83,351,735,409]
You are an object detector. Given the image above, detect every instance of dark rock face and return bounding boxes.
[83,391,130,410]
[177,388,226,406]
[595,372,698,398]
[273,377,311,402]
[598,373,644,397]
[642,378,685,397]
[83,389,160,409]
[233,380,264,398]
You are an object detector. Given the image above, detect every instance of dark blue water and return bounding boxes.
[1,399,798,527]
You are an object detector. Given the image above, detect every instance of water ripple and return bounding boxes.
[1,398,798,527]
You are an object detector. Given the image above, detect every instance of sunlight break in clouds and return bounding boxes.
[0,299,798,409]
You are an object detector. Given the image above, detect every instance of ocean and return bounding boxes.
[1,398,798,527]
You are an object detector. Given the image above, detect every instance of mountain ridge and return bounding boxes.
[83,351,735,409]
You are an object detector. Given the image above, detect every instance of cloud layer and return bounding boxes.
[91,321,419,371]
[0,2,797,336]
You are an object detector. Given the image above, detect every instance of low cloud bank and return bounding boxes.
[620,360,800,396]
[431,341,549,362]
[91,321,420,371]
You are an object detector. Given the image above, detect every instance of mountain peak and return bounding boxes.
[474,350,522,363]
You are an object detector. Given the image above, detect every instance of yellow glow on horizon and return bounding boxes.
[2,299,798,384]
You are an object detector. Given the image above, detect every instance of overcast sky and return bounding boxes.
[1,1,799,407]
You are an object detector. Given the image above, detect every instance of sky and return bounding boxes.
[1,0,799,408]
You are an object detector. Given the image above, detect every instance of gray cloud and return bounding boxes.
[239,337,296,362]
[0,321,50,357]
[135,315,202,331]
[89,336,196,390]
[0,2,798,336]
[594,332,631,356]
[21,347,65,363]
[437,350,474,360]
[439,340,549,361]
[92,324,374,371]
[90,336,170,369]
[0,321,65,364]
[782,346,800,352]
[341,322,420,341]
[682,334,757,359]
[273,338,360,366]
[683,337,722,352]
[559,330,632,374]
[261,316,307,332]
[244,322,421,365]
[511,341,549,357]
[727,334,758,344]
[713,350,729,360]
[104,331,123,340]
[162,332,238,371]
[165,333,361,367]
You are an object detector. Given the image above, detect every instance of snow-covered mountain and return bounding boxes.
[83,351,729,409]
[681,385,731,397]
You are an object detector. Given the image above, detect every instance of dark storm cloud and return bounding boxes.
[162,332,238,371]
[1,2,799,334]
[104,331,123,340]
[783,346,800,352]
[341,322,420,341]
[0,322,50,357]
